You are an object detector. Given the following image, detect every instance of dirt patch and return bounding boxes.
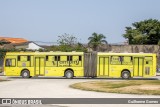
[119,85,160,90]
[137,85,160,90]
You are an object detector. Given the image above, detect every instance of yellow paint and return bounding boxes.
[4,52,84,77]
[3,52,156,78]
[97,53,157,78]
[99,57,109,76]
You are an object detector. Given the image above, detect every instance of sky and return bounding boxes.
[0,0,160,45]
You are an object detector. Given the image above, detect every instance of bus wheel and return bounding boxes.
[21,70,30,78]
[121,70,130,79]
[65,70,73,79]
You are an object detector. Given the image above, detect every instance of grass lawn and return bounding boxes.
[70,80,160,95]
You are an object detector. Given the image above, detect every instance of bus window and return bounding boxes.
[70,56,72,61]
[18,56,20,61]
[55,56,60,61]
[79,56,82,61]
[145,57,152,60]
[145,60,152,65]
[48,56,54,61]
[122,56,133,65]
[46,56,48,61]
[58,56,68,67]
[110,56,121,65]
[17,56,31,67]
[46,56,57,67]
[6,59,16,67]
[70,56,82,67]
[27,56,30,61]
[67,56,72,61]
[67,56,70,61]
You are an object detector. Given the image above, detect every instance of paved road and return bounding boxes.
[0,76,160,107]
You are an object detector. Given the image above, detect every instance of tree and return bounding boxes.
[88,32,107,51]
[74,42,87,52]
[123,19,160,45]
[57,33,87,52]
[57,33,77,46]
[57,33,77,52]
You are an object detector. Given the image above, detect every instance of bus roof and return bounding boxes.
[6,51,84,56]
[5,52,156,56]
[98,52,156,56]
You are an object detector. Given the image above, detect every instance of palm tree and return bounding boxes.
[88,32,108,51]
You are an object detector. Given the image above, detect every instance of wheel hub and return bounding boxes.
[24,72,28,77]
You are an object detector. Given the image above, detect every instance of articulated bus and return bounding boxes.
[3,52,157,79]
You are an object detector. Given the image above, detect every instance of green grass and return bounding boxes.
[70,80,160,95]
[99,81,141,88]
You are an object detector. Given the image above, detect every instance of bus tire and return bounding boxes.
[65,70,73,79]
[121,70,130,79]
[21,70,30,78]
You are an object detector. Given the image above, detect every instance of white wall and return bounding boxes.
[26,42,43,50]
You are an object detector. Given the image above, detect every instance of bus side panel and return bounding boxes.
[152,54,157,76]
[45,55,84,77]
[15,67,35,76]
[109,65,121,77]
[5,66,34,76]
[45,67,65,76]
[97,55,134,78]
[109,65,133,78]
[45,67,84,77]
[72,67,84,77]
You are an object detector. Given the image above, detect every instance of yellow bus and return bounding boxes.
[97,52,157,79]
[3,52,157,79]
[4,52,84,78]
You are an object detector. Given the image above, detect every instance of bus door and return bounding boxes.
[134,57,144,76]
[35,57,45,76]
[99,57,109,76]
[144,57,153,77]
